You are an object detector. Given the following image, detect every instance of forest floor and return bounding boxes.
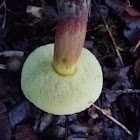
[0,0,140,140]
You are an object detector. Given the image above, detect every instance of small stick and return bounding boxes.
[133,38,140,53]
[2,0,6,29]
[93,0,124,67]
[0,51,24,57]
[92,104,132,136]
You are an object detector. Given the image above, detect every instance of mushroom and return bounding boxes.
[21,0,103,115]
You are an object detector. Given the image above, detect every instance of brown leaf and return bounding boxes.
[26,5,43,18]
[122,6,140,30]
[124,6,140,17]
[106,2,140,42]
[88,107,99,119]
[0,113,12,140]
[15,124,37,140]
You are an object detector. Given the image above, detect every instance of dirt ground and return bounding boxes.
[0,0,140,140]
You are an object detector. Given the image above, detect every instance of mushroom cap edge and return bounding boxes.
[21,44,103,115]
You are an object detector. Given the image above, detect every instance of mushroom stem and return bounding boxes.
[53,0,91,76]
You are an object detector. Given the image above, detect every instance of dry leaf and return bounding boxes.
[105,0,127,15]
[0,51,24,57]
[88,107,99,119]
[124,6,140,17]
[15,124,37,140]
[26,5,43,18]
[9,101,30,127]
[39,113,54,132]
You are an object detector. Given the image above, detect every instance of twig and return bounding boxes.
[126,0,131,6]
[0,0,7,29]
[133,38,140,53]
[92,104,132,136]
[93,0,124,67]
[0,1,4,9]
[0,51,24,57]
[0,64,6,69]
[2,0,6,29]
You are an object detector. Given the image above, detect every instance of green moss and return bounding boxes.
[92,17,130,57]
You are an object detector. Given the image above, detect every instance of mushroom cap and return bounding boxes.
[21,44,103,115]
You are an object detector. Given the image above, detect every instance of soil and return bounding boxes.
[0,0,140,140]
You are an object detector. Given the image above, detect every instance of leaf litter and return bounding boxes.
[0,0,140,140]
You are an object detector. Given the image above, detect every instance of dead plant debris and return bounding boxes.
[0,0,140,139]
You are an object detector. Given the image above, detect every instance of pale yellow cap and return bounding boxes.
[21,44,103,115]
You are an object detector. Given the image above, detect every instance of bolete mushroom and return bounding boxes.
[21,0,103,115]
